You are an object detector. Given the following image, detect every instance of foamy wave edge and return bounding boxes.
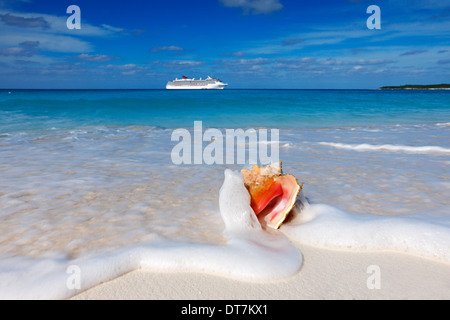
[319,142,450,154]
[0,170,302,300]
[1,170,449,300]
[282,200,450,263]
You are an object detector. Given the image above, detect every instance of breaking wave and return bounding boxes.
[319,142,450,155]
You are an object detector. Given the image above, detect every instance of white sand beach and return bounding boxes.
[71,243,450,300]
[70,170,450,301]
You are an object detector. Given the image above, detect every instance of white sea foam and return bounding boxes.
[0,170,302,299]
[282,200,450,262]
[319,142,450,155]
[1,165,450,299]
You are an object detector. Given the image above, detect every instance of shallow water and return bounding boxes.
[0,89,449,298]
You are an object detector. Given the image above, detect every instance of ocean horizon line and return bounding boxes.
[1,88,381,91]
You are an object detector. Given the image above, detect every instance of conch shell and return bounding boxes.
[241,162,302,229]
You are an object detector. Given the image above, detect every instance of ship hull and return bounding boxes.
[166,78,227,90]
[166,84,226,90]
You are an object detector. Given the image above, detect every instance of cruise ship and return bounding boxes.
[166,76,228,90]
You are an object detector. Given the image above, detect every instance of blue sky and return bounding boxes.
[0,0,449,88]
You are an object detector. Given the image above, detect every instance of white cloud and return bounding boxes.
[0,46,36,57]
[105,64,138,70]
[154,60,205,68]
[0,32,93,53]
[150,46,184,53]
[0,10,119,37]
[101,24,146,36]
[220,0,283,14]
[222,51,246,57]
[218,57,271,66]
[0,53,63,69]
[121,70,137,75]
[76,53,118,62]
[102,63,149,75]
[0,9,139,56]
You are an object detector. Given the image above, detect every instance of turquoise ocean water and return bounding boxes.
[1,89,449,131]
[0,89,449,298]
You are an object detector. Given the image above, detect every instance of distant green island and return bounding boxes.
[380,84,450,90]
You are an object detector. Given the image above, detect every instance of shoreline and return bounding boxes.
[71,242,450,300]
